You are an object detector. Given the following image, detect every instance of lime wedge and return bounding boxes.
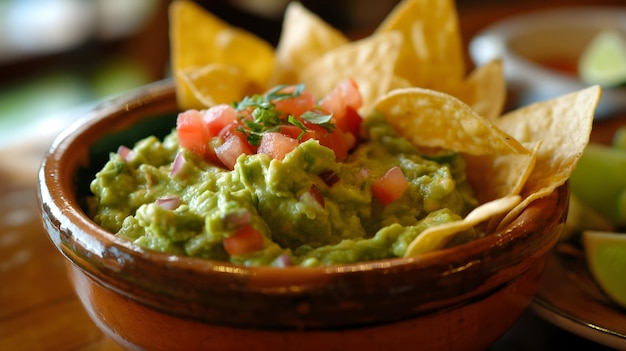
[564,194,615,241]
[569,144,626,225]
[613,126,626,151]
[578,29,626,87]
[583,231,626,308]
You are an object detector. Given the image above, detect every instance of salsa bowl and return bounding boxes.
[37,80,569,351]
[469,7,626,118]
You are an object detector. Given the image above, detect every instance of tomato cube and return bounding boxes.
[223,225,265,256]
[215,134,252,170]
[257,132,300,160]
[372,166,409,205]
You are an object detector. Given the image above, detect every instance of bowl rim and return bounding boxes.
[37,79,569,280]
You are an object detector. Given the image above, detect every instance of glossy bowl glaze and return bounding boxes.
[469,7,626,119]
[38,80,569,351]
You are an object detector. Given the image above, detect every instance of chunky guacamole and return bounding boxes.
[88,82,478,266]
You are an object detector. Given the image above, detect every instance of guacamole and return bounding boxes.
[88,84,478,267]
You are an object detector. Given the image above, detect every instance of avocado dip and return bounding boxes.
[88,82,478,267]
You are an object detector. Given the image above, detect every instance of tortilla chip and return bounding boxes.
[389,75,413,91]
[495,85,601,230]
[374,87,529,156]
[457,59,506,120]
[465,141,540,205]
[404,195,522,257]
[169,0,274,109]
[300,31,404,115]
[178,64,254,109]
[269,2,349,86]
[375,0,465,94]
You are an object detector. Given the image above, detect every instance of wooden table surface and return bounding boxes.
[1,1,626,350]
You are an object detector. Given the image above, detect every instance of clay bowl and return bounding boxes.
[37,79,569,351]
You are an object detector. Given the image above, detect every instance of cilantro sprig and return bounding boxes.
[232,84,334,146]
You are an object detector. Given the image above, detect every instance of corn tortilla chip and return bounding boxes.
[300,31,404,115]
[495,85,601,230]
[389,75,412,91]
[404,195,522,257]
[270,2,349,86]
[375,87,529,156]
[178,64,253,109]
[457,59,506,120]
[169,0,274,109]
[375,0,465,94]
[465,141,540,204]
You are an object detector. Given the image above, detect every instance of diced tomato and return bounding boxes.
[337,78,362,110]
[318,79,364,141]
[319,94,344,117]
[205,137,225,167]
[178,80,364,167]
[273,88,316,118]
[218,120,242,139]
[215,134,252,170]
[278,124,316,142]
[278,124,305,140]
[334,107,363,139]
[319,78,363,119]
[223,225,265,256]
[177,107,241,162]
[177,109,209,157]
[306,122,350,161]
[202,104,238,137]
[257,132,300,160]
[371,166,409,205]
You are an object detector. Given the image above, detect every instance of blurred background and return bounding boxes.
[0,0,623,147]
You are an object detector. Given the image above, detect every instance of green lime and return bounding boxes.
[578,29,626,87]
[569,143,626,225]
[564,194,615,241]
[613,126,626,151]
[583,230,626,309]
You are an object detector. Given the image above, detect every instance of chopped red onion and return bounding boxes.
[271,254,293,267]
[319,170,340,187]
[117,145,135,162]
[223,209,251,229]
[170,151,186,177]
[304,184,325,208]
[359,167,369,178]
[156,196,181,210]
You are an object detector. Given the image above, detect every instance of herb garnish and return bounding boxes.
[232,84,335,146]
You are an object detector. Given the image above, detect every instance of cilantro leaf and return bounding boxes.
[229,84,338,145]
[300,111,335,132]
[265,84,305,102]
[288,115,308,140]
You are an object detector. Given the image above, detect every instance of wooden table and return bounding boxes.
[1,1,625,350]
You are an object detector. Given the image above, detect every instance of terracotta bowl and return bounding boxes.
[37,80,569,351]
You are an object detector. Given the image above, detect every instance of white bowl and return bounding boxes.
[469,7,626,119]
